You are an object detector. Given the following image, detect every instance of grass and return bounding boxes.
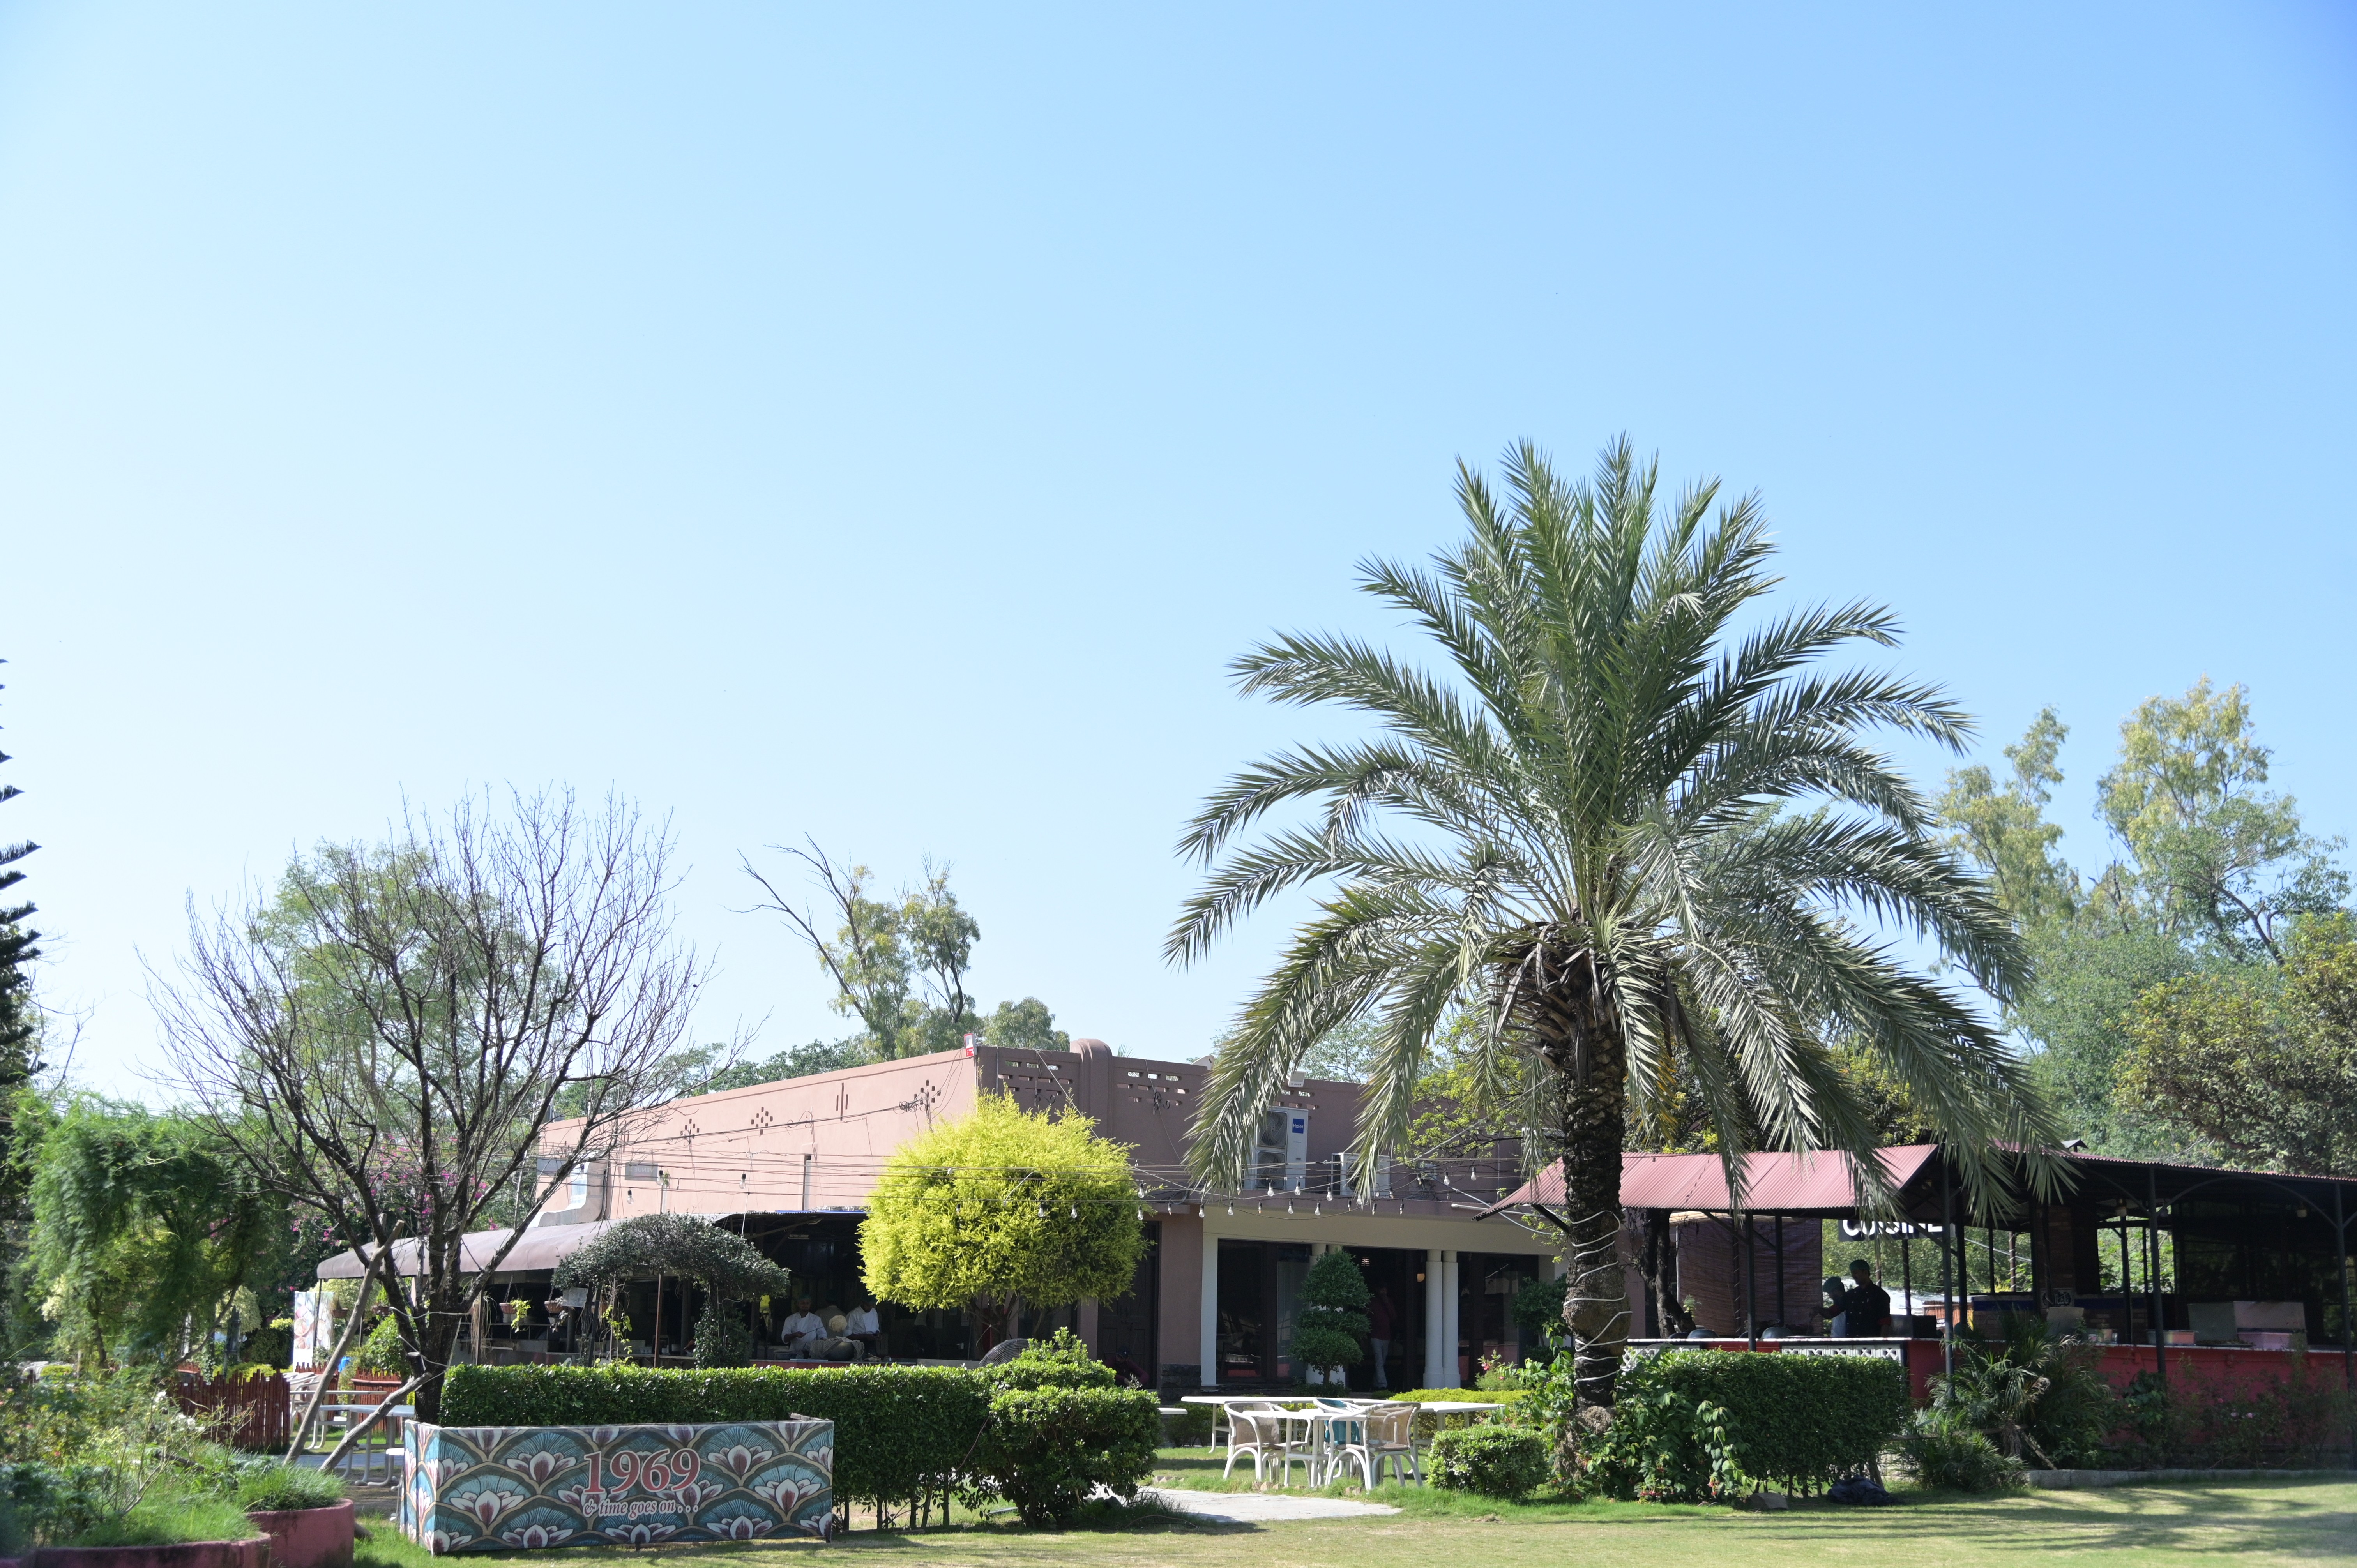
[70,1495,260,1546]
[347,1449,2357,1567]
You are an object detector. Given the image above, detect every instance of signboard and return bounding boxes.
[1839,1219,1944,1239]
[292,1288,332,1369]
[401,1418,832,1552]
[1781,1342,1907,1366]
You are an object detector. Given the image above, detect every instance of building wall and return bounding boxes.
[542,1038,1579,1389]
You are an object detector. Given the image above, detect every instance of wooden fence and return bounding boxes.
[175,1369,292,1451]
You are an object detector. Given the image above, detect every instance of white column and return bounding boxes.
[1200,1227,1219,1387]
[1441,1251,1462,1388]
[1422,1250,1445,1388]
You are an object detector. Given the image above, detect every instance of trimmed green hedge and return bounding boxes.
[1595,1350,1908,1498]
[1392,1387,1527,1439]
[1429,1426,1548,1498]
[440,1364,990,1511]
[972,1387,1159,1527]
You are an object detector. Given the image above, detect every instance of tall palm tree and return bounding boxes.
[1169,440,2064,1406]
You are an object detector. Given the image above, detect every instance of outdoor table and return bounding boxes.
[314,1402,415,1487]
[1179,1393,1309,1450]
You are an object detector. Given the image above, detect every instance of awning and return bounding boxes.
[315,1218,636,1280]
[1482,1144,1942,1220]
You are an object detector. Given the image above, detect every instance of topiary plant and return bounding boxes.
[1292,1249,1370,1384]
[1429,1425,1550,1498]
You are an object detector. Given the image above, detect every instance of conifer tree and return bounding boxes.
[1292,1247,1370,1384]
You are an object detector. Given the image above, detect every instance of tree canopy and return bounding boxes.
[860,1095,1146,1342]
[1938,682,2350,1160]
[28,1098,286,1365]
[1171,440,2060,1406]
[553,1212,793,1302]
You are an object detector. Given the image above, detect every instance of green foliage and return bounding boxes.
[1428,1424,1550,1498]
[554,1212,792,1369]
[238,1323,293,1370]
[744,849,1056,1062]
[2096,680,2347,960]
[980,998,1070,1054]
[1900,1407,2023,1491]
[0,666,39,1097]
[859,1095,1146,1339]
[1173,441,2058,1409]
[1293,1248,1370,1377]
[1509,1274,1568,1346]
[1585,1349,1907,1499]
[2117,913,2357,1175]
[232,1459,344,1513]
[986,1328,1116,1391]
[970,1385,1159,1527]
[0,1366,224,1540]
[691,1037,873,1095]
[1933,1315,2115,1468]
[27,1100,285,1365]
[63,1494,256,1548]
[2112,1359,2353,1468]
[352,1313,405,1377]
[1391,1386,1529,1439]
[439,1362,992,1510]
[1941,687,2351,1157]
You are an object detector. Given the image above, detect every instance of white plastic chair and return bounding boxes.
[1354,1402,1422,1486]
[1224,1405,1314,1486]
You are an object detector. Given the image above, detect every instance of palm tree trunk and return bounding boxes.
[1537,960,1629,1409]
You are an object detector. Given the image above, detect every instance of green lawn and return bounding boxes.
[352,1454,2357,1568]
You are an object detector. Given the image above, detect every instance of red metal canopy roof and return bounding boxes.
[1483,1144,1942,1218]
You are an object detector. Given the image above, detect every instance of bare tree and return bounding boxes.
[155,789,702,1423]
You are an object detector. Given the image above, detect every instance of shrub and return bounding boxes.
[238,1324,294,1370]
[970,1386,1159,1527]
[352,1315,404,1377]
[1429,1426,1549,1498]
[1509,1274,1568,1346]
[987,1328,1116,1391]
[2113,1360,2354,1469]
[1292,1249,1369,1381]
[1585,1351,1907,1499]
[1901,1408,2024,1492]
[1937,1317,2114,1467]
[439,1363,990,1514]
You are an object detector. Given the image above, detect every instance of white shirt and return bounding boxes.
[848,1306,880,1335]
[783,1312,824,1341]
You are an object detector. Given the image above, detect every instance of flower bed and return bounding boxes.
[399,1418,832,1553]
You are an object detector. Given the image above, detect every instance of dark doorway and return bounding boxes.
[1338,1247,1424,1392]
[1096,1222,1161,1387]
[1459,1254,1546,1381]
[1217,1239,1311,1384]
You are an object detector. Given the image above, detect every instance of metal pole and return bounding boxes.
[2148,1167,2166,1396]
[1744,1216,1758,1350]
[1940,1154,1955,1381]
[1901,1229,1913,1333]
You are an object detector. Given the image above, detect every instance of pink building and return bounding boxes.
[532,1037,1560,1391]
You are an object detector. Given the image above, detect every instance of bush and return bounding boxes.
[1901,1409,2024,1492]
[440,1363,990,1513]
[1939,1317,2115,1467]
[1585,1351,1907,1499]
[2114,1359,2353,1469]
[1429,1426,1549,1498]
[352,1315,404,1377]
[971,1386,1159,1527]
[238,1324,294,1370]
[1292,1250,1370,1381]
[987,1328,1116,1391]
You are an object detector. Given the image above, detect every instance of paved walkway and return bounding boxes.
[1143,1487,1400,1523]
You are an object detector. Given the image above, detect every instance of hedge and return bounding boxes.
[1428,1426,1548,1498]
[439,1364,991,1511]
[972,1387,1159,1527]
[1392,1387,1527,1439]
[1598,1350,1908,1497]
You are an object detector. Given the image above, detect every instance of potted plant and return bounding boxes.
[236,1463,353,1568]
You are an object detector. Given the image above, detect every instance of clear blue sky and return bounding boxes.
[5,4,2354,1093]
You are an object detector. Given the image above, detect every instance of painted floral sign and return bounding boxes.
[400,1418,833,1552]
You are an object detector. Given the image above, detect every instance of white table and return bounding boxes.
[315,1402,416,1487]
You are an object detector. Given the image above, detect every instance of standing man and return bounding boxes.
[1367,1285,1397,1389]
[1843,1259,1891,1337]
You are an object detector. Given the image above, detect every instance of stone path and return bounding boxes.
[1143,1487,1401,1522]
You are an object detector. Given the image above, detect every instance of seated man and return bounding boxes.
[780,1301,825,1357]
[846,1301,883,1358]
